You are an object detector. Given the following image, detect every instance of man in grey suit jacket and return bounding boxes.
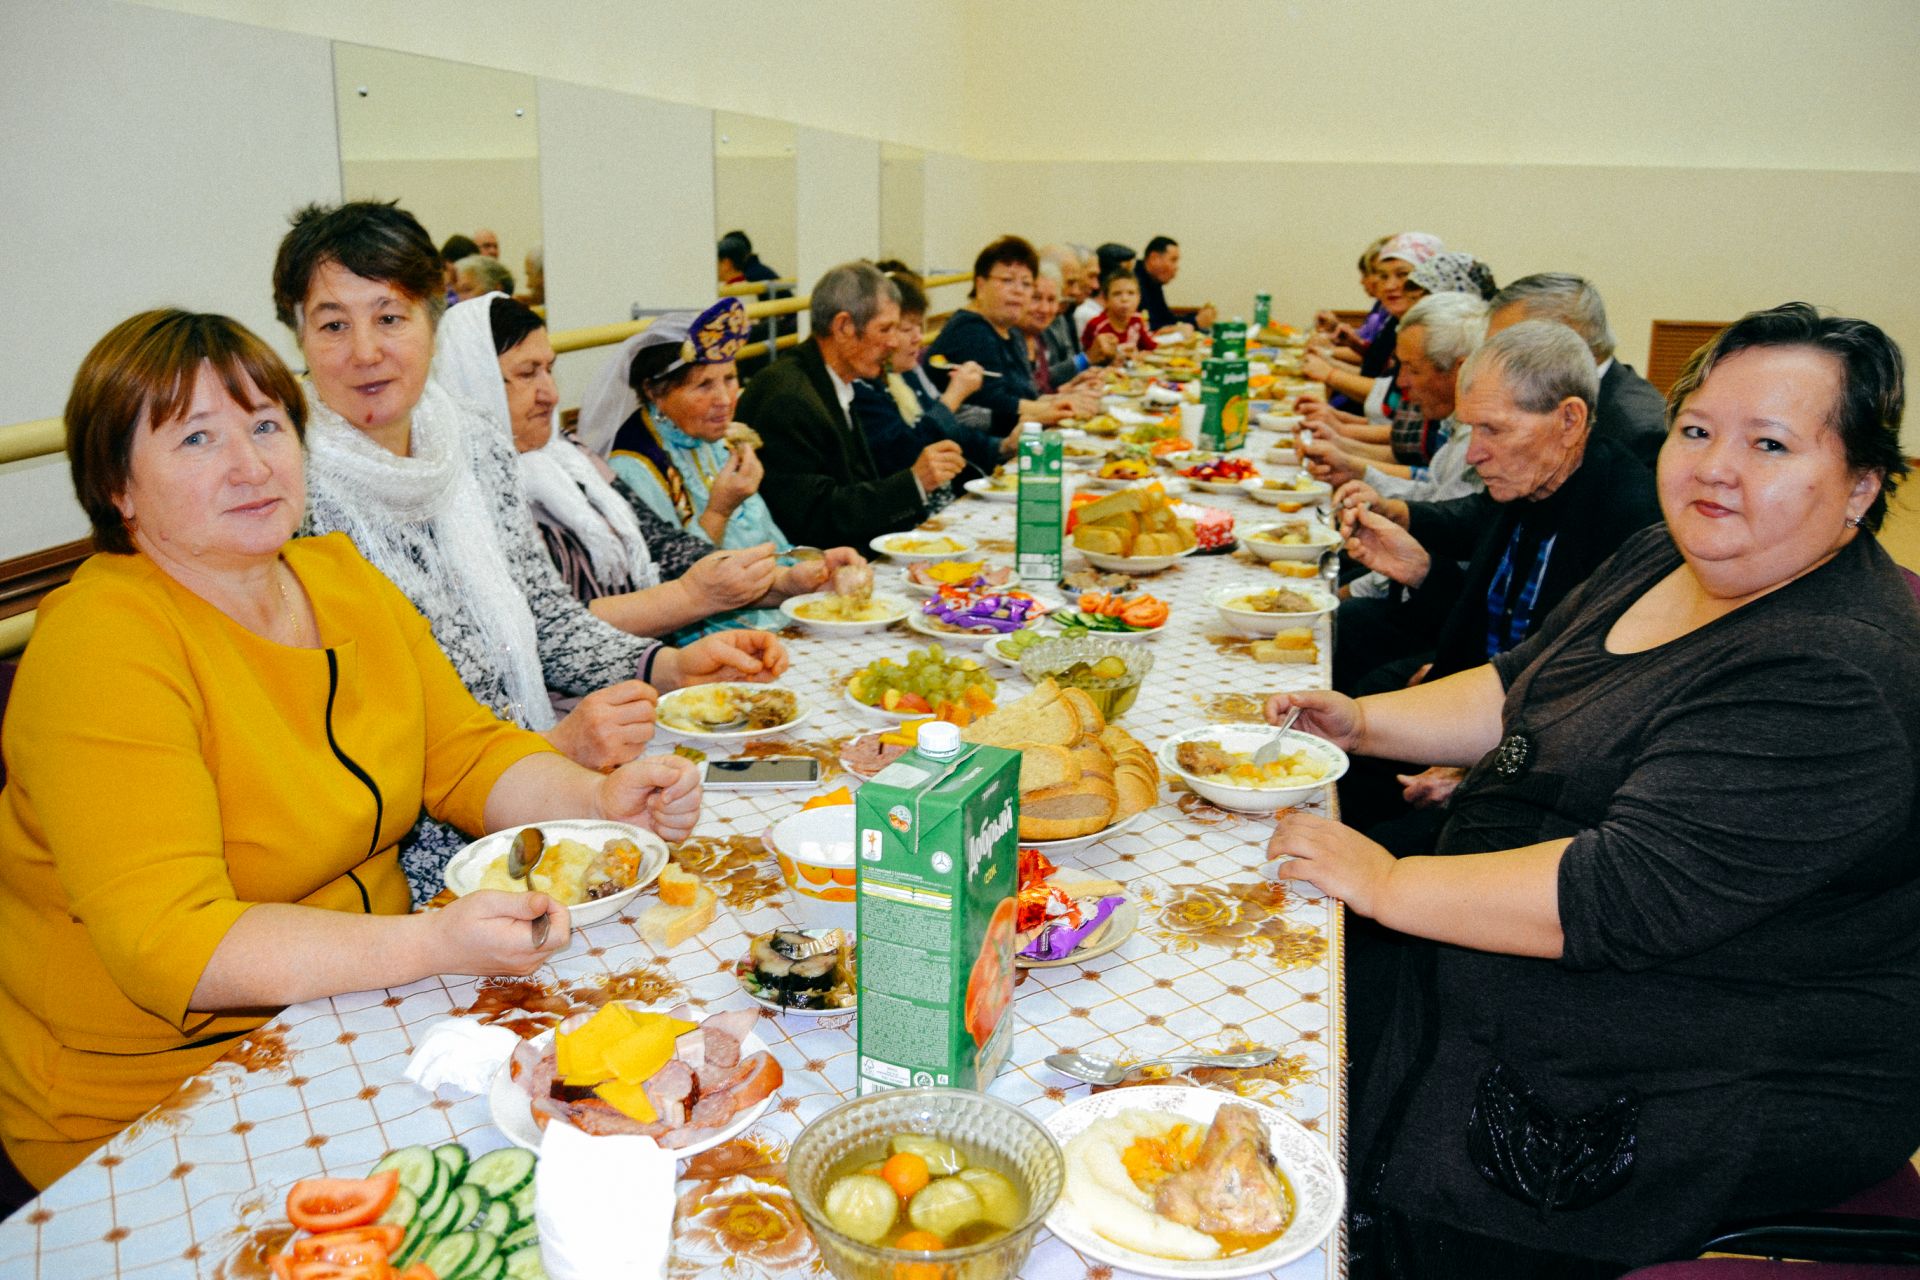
[735,262,964,549]
[1489,273,1668,467]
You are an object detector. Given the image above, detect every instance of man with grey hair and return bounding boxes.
[1334,320,1658,697]
[452,254,513,301]
[736,261,963,548]
[1488,272,1667,465]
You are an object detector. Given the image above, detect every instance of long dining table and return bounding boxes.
[0,410,1350,1280]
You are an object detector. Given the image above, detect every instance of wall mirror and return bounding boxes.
[713,111,798,291]
[879,143,926,273]
[333,43,543,302]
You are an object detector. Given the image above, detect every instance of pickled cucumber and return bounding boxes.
[956,1168,1023,1229]
[824,1173,898,1244]
[890,1134,966,1176]
[907,1176,985,1239]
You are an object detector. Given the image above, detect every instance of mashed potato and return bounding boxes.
[1063,1112,1222,1260]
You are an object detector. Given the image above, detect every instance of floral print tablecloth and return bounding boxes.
[0,431,1347,1278]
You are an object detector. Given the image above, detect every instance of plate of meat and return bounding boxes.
[493,1004,781,1156]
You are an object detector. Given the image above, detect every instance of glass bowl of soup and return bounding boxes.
[789,1088,1065,1280]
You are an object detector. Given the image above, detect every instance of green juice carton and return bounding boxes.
[1212,317,1249,360]
[855,722,1021,1094]
[1014,424,1063,584]
[1200,356,1251,452]
[1252,292,1273,331]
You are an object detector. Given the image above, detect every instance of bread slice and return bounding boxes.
[1059,687,1106,739]
[1071,743,1114,782]
[1112,761,1158,820]
[1075,488,1150,525]
[1072,526,1128,556]
[965,680,1079,749]
[1019,777,1118,840]
[656,863,701,907]
[640,882,716,948]
[1018,744,1081,793]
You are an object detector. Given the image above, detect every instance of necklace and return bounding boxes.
[275,562,306,646]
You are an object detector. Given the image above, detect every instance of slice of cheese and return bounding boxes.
[593,1078,658,1124]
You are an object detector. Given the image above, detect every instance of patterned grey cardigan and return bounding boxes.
[304,398,658,904]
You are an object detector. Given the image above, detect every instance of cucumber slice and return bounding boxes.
[509,1180,537,1223]
[503,1246,548,1280]
[415,1158,452,1224]
[377,1186,419,1230]
[372,1144,440,1198]
[448,1229,500,1280]
[500,1222,539,1253]
[446,1184,484,1234]
[466,1147,538,1199]
[471,1256,506,1280]
[397,1177,468,1266]
[433,1142,471,1186]
[421,1231,479,1280]
[479,1199,512,1237]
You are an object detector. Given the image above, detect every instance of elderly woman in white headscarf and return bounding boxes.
[432,294,865,641]
[276,199,790,902]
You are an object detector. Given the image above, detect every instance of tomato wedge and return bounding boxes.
[291,1224,404,1264]
[284,1169,399,1233]
[285,1260,390,1280]
[398,1266,438,1280]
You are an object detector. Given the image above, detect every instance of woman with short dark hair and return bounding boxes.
[1268,302,1920,1277]
[0,309,700,1188]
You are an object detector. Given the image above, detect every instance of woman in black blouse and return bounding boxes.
[1267,303,1920,1277]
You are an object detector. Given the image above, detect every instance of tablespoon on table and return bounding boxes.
[506,827,554,947]
[1045,1049,1279,1086]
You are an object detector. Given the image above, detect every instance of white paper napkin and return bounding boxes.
[536,1121,676,1280]
[401,1019,519,1095]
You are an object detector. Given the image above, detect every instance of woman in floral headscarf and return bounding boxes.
[1307,232,1445,413]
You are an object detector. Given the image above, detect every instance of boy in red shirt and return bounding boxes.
[1081,269,1158,357]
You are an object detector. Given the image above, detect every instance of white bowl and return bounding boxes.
[1240,472,1331,508]
[1258,412,1305,432]
[764,806,857,903]
[1264,447,1300,468]
[442,819,669,928]
[656,682,813,741]
[900,563,1022,597]
[777,591,911,635]
[1239,520,1341,562]
[1077,544,1199,574]
[1157,449,1221,472]
[1158,725,1349,814]
[961,476,1018,503]
[868,532,979,562]
[1209,583,1336,633]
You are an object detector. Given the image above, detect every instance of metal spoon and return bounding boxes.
[1045,1049,1279,1086]
[1254,707,1302,766]
[506,827,553,947]
[929,354,1002,378]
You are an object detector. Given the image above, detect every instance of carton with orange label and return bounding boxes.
[854,722,1020,1094]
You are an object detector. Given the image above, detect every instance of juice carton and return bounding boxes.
[1212,318,1249,360]
[1014,424,1063,584]
[1199,356,1251,451]
[1252,293,1272,330]
[855,723,1020,1094]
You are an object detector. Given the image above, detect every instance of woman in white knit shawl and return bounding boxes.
[430,293,858,637]
[276,200,789,901]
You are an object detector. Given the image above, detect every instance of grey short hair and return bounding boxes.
[1400,293,1490,372]
[1489,272,1616,363]
[457,254,514,295]
[810,261,900,334]
[1036,260,1064,285]
[524,243,543,272]
[1458,319,1598,417]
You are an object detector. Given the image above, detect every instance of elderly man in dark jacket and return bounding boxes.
[734,262,964,549]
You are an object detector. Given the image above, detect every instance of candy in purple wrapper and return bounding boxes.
[1019,894,1125,961]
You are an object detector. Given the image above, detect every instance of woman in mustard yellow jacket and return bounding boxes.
[0,310,703,1189]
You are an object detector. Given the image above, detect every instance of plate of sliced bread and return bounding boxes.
[960,678,1160,845]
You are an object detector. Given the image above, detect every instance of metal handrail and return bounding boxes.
[0,272,975,463]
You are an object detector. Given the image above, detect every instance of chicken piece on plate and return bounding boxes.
[832,559,873,604]
[1175,740,1236,778]
[1151,1103,1291,1236]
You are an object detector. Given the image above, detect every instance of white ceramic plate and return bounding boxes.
[1208,584,1336,633]
[488,1013,775,1156]
[1240,474,1331,508]
[1019,809,1145,855]
[1016,897,1139,970]
[1078,545,1200,574]
[906,606,1044,647]
[442,820,669,930]
[900,564,1021,597]
[733,929,857,1017]
[1157,725,1349,814]
[1043,1085,1343,1278]
[962,477,1019,503]
[1238,522,1340,563]
[777,592,911,635]
[1182,475,1259,495]
[869,532,980,562]
[655,683,813,741]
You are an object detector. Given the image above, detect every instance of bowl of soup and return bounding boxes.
[789,1088,1065,1280]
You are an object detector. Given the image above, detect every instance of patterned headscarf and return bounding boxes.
[574,298,753,460]
[1411,252,1497,301]
[1378,232,1444,267]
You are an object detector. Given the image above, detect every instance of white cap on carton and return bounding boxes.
[919,721,961,758]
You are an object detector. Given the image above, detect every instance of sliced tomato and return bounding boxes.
[397,1266,438,1280]
[285,1168,400,1233]
[291,1225,405,1263]
[286,1260,390,1280]
[270,1256,297,1280]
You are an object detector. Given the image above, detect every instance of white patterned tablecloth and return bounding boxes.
[0,427,1349,1279]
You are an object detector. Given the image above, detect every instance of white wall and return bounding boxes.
[0,0,341,558]
[795,129,881,297]
[535,82,716,407]
[879,149,927,271]
[715,155,799,287]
